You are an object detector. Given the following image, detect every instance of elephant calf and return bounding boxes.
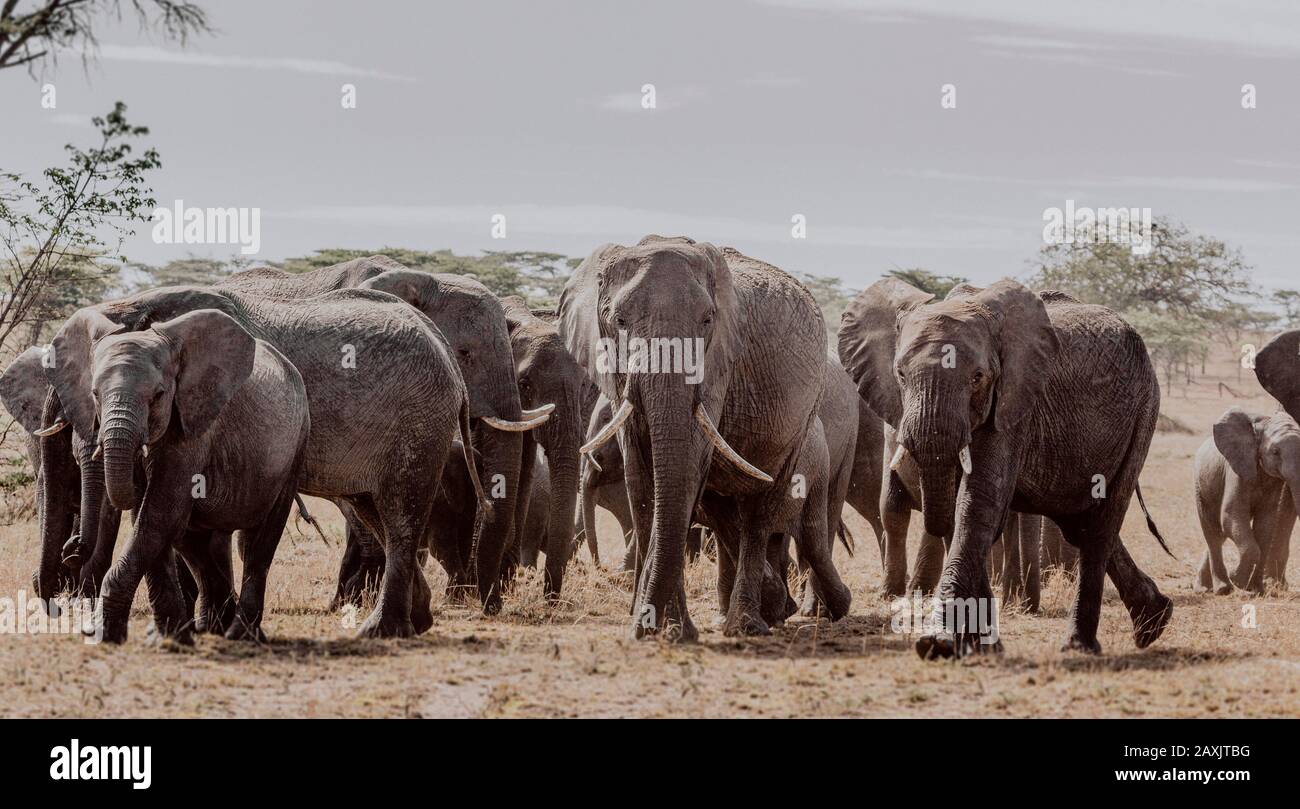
[87,310,311,643]
[1194,407,1298,594]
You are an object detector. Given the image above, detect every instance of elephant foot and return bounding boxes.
[1061,633,1103,655]
[632,615,700,643]
[356,610,416,639]
[1213,581,1233,596]
[816,583,852,622]
[146,620,195,647]
[196,601,238,636]
[224,615,267,643]
[915,632,1002,660]
[1129,593,1173,649]
[722,607,771,638]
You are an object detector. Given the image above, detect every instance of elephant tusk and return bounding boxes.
[91,443,103,461]
[482,412,550,432]
[694,405,774,484]
[34,419,69,437]
[585,454,602,473]
[580,400,633,456]
[889,444,907,471]
[958,445,972,475]
[521,403,556,418]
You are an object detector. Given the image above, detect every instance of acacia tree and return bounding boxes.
[0,102,160,350]
[0,0,208,72]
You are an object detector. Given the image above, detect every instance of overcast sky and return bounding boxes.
[3,0,1297,290]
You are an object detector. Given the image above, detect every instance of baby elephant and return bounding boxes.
[88,308,311,643]
[1195,407,1298,594]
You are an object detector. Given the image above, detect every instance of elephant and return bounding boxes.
[42,283,477,639]
[838,278,1173,657]
[578,393,639,570]
[69,309,311,643]
[1193,407,1298,593]
[222,257,550,610]
[1,347,48,474]
[1253,329,1300,582]
[560,236,850,640]
[843,394,885,576]
[500,297,594,592]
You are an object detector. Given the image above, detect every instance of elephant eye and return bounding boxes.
[615,316,627,327]
[970,371,984,387]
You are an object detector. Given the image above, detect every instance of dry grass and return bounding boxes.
[1,341,1298,717]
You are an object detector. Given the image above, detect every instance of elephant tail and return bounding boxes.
[1135,483,1175,558]
[459,397,491,513]
[836,520,855,557]
[293,494,333,546]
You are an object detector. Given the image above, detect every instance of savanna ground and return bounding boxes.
[1,340,1297,718]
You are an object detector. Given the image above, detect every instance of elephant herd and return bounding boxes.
[2,234,1297,658]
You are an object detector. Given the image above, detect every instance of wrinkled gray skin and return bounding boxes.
[2,347,129,597]
[560,236,849,640]
[83,310,310,643]
[222,257,535,611]
[500,298,592,594]
[1252,330,1300,583]
[1193,407,1298,593]
[839,278,1172,657]
[44,284,469,639]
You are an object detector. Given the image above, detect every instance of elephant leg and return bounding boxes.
[174,528,236,634]
[1018,513,1042,613]
[724,526,772,637]
[907,531,945,595]
[1000,512,1024,608]
[334,512,386,609]
[353,484,432,639]
[879,483,912,598]
[762,534,796,626]
[1060,519,1109,655]
[1265,492,1294,586]
[78,504,123,597]
[714,527,737,621]
[97,485,188,644]
[686,525,703,563]
[226,486,296,642]
[1222,509,1263,592]
[791,498,851,622]
[142,549,194,645]
[1200,523,1234,594]
[1106,540,1174,650]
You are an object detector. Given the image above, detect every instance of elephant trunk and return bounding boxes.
[580,456,601,567]
[73,438,106,593]
[918,462,959,541]
[634,376,700,638]
[470,424,522,613]
[101,404,143,513]
[35,391,77,601]
[543,449,582,580]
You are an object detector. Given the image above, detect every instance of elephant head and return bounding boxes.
[1257,331,1300,425]
[1213,407,1300,557]
[501,296,591,588]
[838,278,1059,538]
[360,270,552,609]
[85,309,257,511]
[560,236,750,637]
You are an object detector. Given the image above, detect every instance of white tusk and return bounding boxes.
[694,405,773,484]
[580,400,633,456]
[889,444,907,471]
[142,443,149,458]
[521,403,555,418]
[959,445,972,475]
[482,412,551,432]
[585,454,602,473]
[91,443,103,461]
[34,420,69,437]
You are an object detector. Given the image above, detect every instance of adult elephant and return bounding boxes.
[838,278,1173,657]
[500,297,593,594]
[222,257,550,610]
[560,236,848,640]
[578,393,639,571]
[43,284,475,638]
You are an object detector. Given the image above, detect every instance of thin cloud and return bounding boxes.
[891,168,1295,192]
[81,44,414,81]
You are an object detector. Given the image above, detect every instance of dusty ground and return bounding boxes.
[1,342,1298,718]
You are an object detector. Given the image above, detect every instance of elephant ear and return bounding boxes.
[837,278,934,428]
[971,279,1061,432]
[0,347,51,434]
[1256,330,1300,424]
[46,308,127,437]
[1213,407,1262,485]
[944,282,985,300]
[359,269,440,312]
[559,243,626,403]
[153,310,257,437]
[699,244,740,411]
